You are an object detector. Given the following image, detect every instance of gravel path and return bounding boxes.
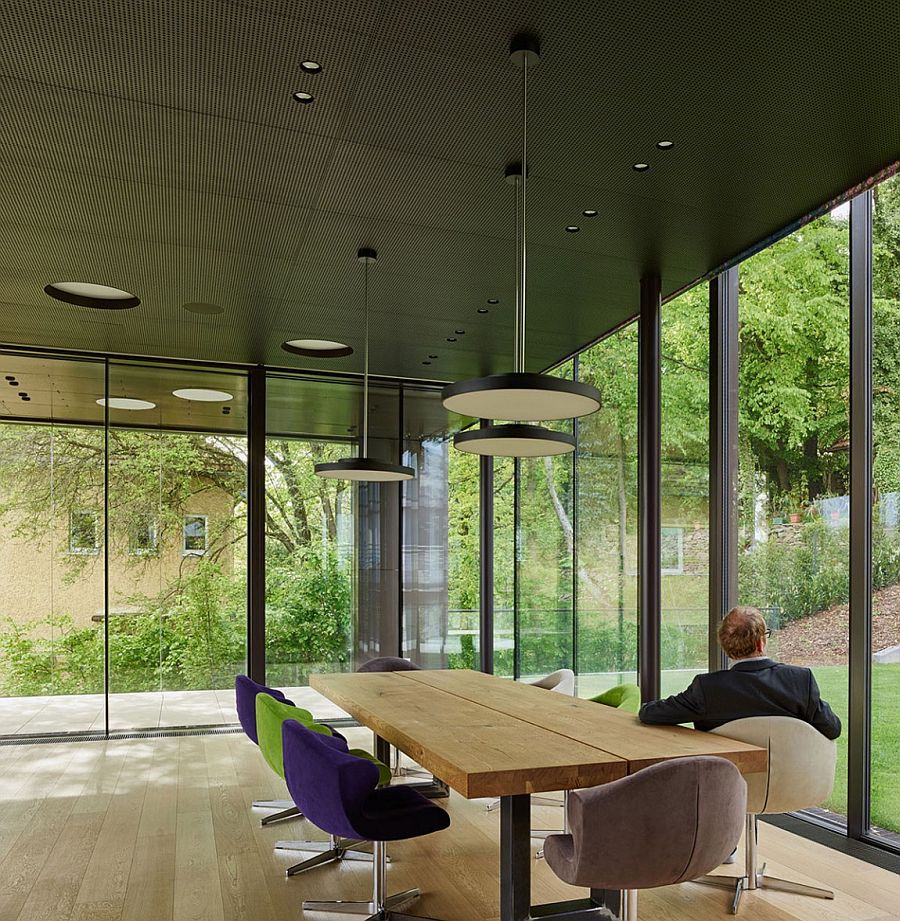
[775,584,900,666]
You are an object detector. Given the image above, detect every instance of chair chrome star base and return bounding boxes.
[256,801,301,825]
[275,834,388,876]
[302,842,443,920]
[694,815,834,913]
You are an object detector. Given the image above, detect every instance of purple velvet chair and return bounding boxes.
[542,756,746,921]
[236,674,304,824]
[283,719,450,920]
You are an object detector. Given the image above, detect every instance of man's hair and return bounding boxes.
[718,606,768,659]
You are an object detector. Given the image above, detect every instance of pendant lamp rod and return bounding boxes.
[363,255,369,455]
[516,52,528,374]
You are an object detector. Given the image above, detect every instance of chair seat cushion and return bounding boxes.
[354,784,451,841]
[357,656,422,673]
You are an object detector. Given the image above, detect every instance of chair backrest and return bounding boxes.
[591,684,641,713]
[357,656,422,673]
[529,668,576,695]
[282,718,381,841]
[235,674,293,744]
[711,716,836,814]
[255,692,322,779]
[543,756,746,891]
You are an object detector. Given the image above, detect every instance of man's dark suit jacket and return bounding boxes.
[638,657,842,740]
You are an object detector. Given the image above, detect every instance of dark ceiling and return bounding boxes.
[1,0,898,384]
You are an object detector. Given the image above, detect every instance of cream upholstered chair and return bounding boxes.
[695,716,837,912]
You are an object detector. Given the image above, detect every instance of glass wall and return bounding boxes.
[660,287,710,693]
[575,326,639,697]
[447,445,479,668]
[493,456,516,677]
[0,355,106,734]
[516,362,575,680]
[106,362,248,729]
[870,174,900,837]
[736,206,851,823]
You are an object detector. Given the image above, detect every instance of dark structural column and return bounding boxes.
[708,268,739,673]
[848,190,873,840]
[638,274,662,702]
[479,419,494,673]
[247,364,266,683]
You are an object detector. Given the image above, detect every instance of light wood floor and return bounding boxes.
[1,728,898,921]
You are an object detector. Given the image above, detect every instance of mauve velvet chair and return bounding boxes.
[255,693,391,877]
[543,756,746,921]
[357,657,448,798]
[282,719,451,920]
[235,674,307,823]
[694,716,837,912]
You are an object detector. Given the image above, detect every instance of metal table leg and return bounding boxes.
[500,793,615,921]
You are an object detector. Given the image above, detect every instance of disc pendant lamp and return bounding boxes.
[314,249,416,482]
[442,35,600,457]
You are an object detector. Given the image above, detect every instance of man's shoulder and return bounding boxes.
[698,659,811,681]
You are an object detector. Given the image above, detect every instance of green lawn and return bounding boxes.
[811,663,900,834]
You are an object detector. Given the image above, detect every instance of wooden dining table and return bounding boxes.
[311,669,767,921]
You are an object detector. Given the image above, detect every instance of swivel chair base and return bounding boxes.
[255,801,301,826]
[302,841,443,920]
[276,834,389,877]
[694,815,834,913]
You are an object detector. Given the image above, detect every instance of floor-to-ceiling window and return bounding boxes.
[516,361,576,681]
[575,326,639,696]
[0,354,106,735]
[106,361,248,729]
[447,444,479,668]
[660,286,710,694]
[870,174,900,838]
[737,206,851,824]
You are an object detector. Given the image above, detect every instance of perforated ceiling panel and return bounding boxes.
[0,0,898,382]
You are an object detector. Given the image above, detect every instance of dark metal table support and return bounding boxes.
[500,794,617,921]
[374,733,450,799]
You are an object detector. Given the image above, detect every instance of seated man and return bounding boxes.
[639,605,841,740]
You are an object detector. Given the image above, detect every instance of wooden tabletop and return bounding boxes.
[401,669,768,774]
[311,669,767,799]
[310,671,626,798]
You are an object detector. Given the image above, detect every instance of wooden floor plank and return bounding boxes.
[0,732,896,921]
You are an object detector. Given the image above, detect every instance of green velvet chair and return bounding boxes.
[255,693,392,877]
[590,683,642,713]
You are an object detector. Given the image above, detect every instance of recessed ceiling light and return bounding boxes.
[300,60,322,74]
[487,298,499,305]
[183,302,224,316]
[656,140,674,150]
[428,354,438,359]
[446,337,457,342]
[582,209,598,217]
[282,339,354,358]
[633,163,650,172]
[565,226,580,233]
[292,91,314,104]
[96,397,156,411]
[478,307,489,314]
[45,282,140,309]
[422,360,432,365]
[455,329,466,335]
[172,388,233,402]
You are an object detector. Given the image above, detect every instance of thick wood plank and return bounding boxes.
[310,672,627,798]
[400,669,769,775]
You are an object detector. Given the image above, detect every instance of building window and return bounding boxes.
[69,510,99,554]
[183,514,208,555]
[661,526,684,575]
[129,516,158,555]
